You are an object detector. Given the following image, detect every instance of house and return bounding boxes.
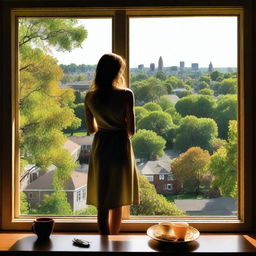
[139,154,180,194]
[23,170,88,212]
[68,136,94,163]
[20,139,81,190]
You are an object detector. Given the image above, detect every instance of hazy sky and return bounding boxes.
[51,17,237,68]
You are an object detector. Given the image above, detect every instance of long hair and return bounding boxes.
[90,53,126,91]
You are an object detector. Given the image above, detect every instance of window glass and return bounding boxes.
[129,17,238,217]
[19,18,112,216]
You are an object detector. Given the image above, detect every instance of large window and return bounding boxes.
[0,5,253,232]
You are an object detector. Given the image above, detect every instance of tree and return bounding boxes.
[212,94,237,139]
[135,106,149,125]
[174,115,218,153]
[143,102,162,112]
[171,147,211,194]
[157,96,174,111]
[198,88,214,96]
[19,18,87,213]
[165,106,182,125]
[132,77,167,105]
[210,70,224,81]
[132,129,166,160]
[20,192,29,214]
[75,205,98,215]
[130,174,185,216]
[130,73,148,83]
[209,121,238,198]
[165,76,185,89]
[35,191,73,215]
[155,71,167,80]
[175,94,216,118]
[218,78,237,95]
[138,111,173,139]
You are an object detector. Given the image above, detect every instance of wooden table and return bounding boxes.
[0,233,255,255]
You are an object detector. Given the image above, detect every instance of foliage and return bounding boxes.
[61,73,87,84]
[174,115,218,153]
[165,76,185,89]
[143,102,162,112]
[132,77,167,105]
[132,129,166,160]
[157,95,174,111]
[155,71,167,80]
[130,174,185,216]
[35,191,73,215]
[19,18,87,210]
[20,192,29,214]
[138,111,173,140]
[171,147,211,194]
[218,78,237,95]
[60,63,96,73]
[212,94,237,139]
[209,121,238,198]
[75,205,98,215]
[198,88,214,96]
[165,106,182,125]
[175,94,216,118]
[210,70,224,81]
[130,73,148,83]
[175,89,192,98]
[135,106,149,125]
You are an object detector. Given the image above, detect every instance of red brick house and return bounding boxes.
[139,154,180,195]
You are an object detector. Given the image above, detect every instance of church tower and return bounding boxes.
[208,61,213,73]
[158,56,163,72]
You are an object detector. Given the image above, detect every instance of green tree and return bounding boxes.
[165,76,185,89]
[132,129,166,160]
[210,70,224,81]
[155,71,167,80]
[171,147,211,194]
[157,95,174,111]
[212,94,237,139]
[198,88,214,96]
[174,115,218,153]
[135,106,149,125]
[138,111,173,139]
[165,106,182,125]
[218,78,237,95]
[130,73,148,83]
[130,174,185,216]
[175,94,216,118]
[209,121,238,198]
[20,192,29,214]
[75,205,98,215]
[19,18,87,214]
[35,191,73,215]
[132,77,167,105]
[143,102,162,112]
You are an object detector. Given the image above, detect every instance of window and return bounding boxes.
[167,184,173,191]
[159,174,165,181]
[147,176,154,182]
[77,191,81,202]
[0,4,253,232]
[167,175,173,181]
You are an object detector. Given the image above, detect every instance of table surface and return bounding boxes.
[0,233,255,255]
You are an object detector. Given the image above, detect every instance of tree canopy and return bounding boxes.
[174,115,218,153]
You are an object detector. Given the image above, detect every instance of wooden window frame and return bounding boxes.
[0,3,254,233]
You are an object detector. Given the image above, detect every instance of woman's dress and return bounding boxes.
[84,89,139,209]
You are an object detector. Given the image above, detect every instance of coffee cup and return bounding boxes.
[32,217,55,240]
[172,222,189,240]
[158,222,174,236]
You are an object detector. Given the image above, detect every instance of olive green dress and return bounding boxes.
[85,89,139,209]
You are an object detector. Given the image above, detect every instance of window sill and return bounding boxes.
[0,232,255,255]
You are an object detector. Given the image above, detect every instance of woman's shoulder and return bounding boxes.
[115,87,134,96]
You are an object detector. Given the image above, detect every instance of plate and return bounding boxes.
[147,224,200,243]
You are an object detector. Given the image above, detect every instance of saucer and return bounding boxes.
[147,224,200,243]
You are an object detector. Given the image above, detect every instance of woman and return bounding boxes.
[84,53,139,235]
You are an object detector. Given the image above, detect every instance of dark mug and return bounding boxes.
[32,217,55,240]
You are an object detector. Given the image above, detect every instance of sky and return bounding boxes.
[51,17,237,68]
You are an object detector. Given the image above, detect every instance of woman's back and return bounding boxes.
[85,88,133,131]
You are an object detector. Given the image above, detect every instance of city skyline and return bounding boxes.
[51,17,237,68]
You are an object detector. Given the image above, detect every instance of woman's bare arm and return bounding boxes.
[84,94,98,134]
[125,89,135,137]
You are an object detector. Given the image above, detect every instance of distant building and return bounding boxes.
[170,66,178,72]
[208,61,213,72]
[23,170,88,212]
[191,63,199,71]
[60,81,91,91]
[158,56,163,71]
[149,63,155,72]
[180,61,185,71]
[139,154,180,195]
[138,64,144,70]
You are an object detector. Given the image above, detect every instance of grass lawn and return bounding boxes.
[165,194,206,202]
[65,130,87,137]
